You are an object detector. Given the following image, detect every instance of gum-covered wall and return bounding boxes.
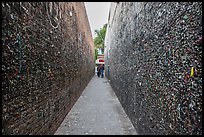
[105,2,202,135]
[2,2,95,135]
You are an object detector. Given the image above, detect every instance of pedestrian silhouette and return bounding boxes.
[97,65,101,77]
[100,64,104,78]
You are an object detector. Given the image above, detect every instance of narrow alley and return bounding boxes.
[2,2,202,135]
[54,75,137,135]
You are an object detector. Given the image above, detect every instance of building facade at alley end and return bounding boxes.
[105,2,202,135]
[2,2,95,135]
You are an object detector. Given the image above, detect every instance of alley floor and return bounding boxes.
[54,75,137,135]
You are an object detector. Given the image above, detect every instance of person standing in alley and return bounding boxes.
[97,65,101,77]
[100,64,104,78]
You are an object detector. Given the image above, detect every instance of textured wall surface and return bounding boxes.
[105,2,202,135]
[2,2,95,135]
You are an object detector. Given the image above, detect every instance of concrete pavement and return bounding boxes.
[54,75,137,135]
